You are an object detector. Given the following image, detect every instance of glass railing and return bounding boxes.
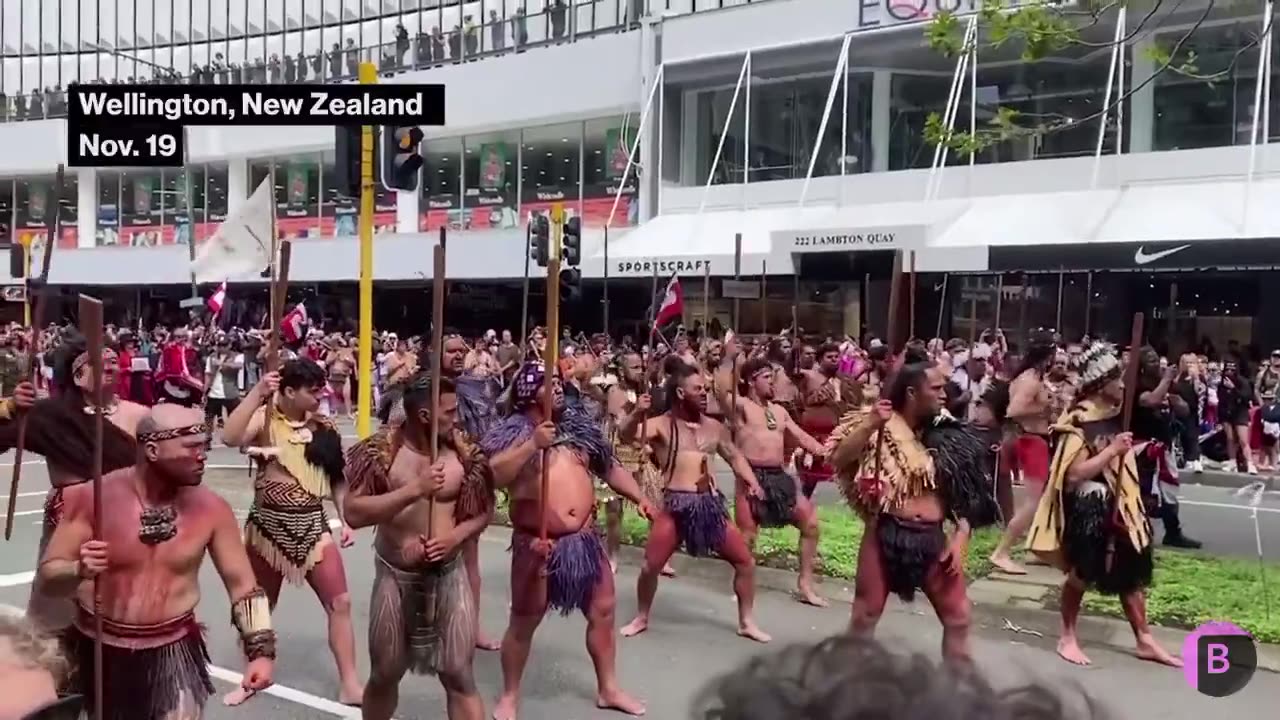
[0,0,774,122]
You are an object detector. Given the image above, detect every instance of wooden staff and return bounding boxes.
[1055,270,1066,331]
[78,293,106,720]
[701,263,710,345]
[908,250,916,340]
[872,251,908,480]
[6,164,64,540]
[1084,271,1095,337]
[994,274,1005,331]
[427,234,447,541]
[935,273,949,340]
[538,209,564,543]
[1121,313,1145,432]
[1017,272,1030,349]
[760,260,768,334]
[266,242,294,374]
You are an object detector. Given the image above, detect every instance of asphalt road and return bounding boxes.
[0,453,1277,718]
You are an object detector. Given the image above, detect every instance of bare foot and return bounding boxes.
[737,622,772,643]
[796,586,829,607]
[989,554,1028,575]
[1136,638,1184,667]
[1056,637,1092,666]
[222,688,257,707]
[597,688,646,716]
[492,693,518,720]
[660,564,677,577]
[475,630,502,652]
[338,682,364,706]
[620,616,649,638]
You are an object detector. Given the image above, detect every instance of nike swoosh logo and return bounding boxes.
[934,282,945,292]
[1133,244,1192,265]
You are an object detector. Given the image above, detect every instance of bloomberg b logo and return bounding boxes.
[1182,621,1257,697]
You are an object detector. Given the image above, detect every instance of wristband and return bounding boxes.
[230,587,277,660]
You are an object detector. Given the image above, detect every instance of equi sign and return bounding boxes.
[854,0,1078,31]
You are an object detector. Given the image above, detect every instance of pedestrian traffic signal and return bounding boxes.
[560,267,582,301]
[382,125,424,192]
[8,243,24,279]
[333,125,363,198]
[530,215,550,267]
[562,216,581,267]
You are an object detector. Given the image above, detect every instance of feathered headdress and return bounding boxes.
[1074,342,1121,396]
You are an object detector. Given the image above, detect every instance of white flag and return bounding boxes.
[190,178,274,283]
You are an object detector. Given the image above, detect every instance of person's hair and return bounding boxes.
[903,340,930,365]
[886,361,934,411]
[739,356,773,394]
[661,361,701,414]
[979,379,1011,422]
[817,342,841,359]
[279,357,326,391]
[1015,329,1058,377]
[662,353,688,377]
[867,345,890,363]
[51,330,88,394]
[695,635,1105,720]
[401,371,456,425]
[0,606,69,684]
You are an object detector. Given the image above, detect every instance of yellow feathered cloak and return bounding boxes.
[1025,400,1151,564]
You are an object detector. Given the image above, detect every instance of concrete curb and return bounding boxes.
[477,525,1280,674]
[1183,472,1276,491]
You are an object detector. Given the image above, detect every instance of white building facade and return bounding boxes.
[1,0,1278,345]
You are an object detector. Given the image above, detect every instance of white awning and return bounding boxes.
[933,178,1280,249]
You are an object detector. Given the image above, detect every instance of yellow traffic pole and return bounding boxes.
[356,61,378,439]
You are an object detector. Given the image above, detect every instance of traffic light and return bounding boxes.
[332,125,362,198]
[382,125,425,192]
[530,215,550,267]
[8,243,25,279]
[559,267,582,301]
[562,216,581,267]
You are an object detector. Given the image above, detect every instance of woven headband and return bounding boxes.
[137,423,208,443]
[73,350,119,376]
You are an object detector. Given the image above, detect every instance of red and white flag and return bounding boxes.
[653,273,684,329]
[206,281,227,317]
[280,303,308,343]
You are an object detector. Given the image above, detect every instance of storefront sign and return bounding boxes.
[721,279,761,300]
[854,0,1070,31]
[1,285,26,303]
[613,258,716,277]
[988,238,1280,272]
[772,225,926,254]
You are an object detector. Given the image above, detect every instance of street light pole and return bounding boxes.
[84,44,198,301]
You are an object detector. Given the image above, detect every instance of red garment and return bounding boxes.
[116,350,134,401]
[155,342,203,397]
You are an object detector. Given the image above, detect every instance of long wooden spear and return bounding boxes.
[78,293,106,720]
[538,206,564,543]
[427,230,447,540]
[5,164,64,540]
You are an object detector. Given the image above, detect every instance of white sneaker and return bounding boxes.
[1249,463,1260,475]
[1190,459,1203,474]
[1223,461,1238,473]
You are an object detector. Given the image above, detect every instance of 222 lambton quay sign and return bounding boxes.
[67,83,446,168]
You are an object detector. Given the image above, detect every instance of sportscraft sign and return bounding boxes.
[66,83,446,168]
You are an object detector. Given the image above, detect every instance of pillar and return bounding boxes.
[637,16,660,222]
[1128,36,1156,154]
[396,189,419,233]
[76,167,97,248]
[871,70,892,173]
[227,158,249,215]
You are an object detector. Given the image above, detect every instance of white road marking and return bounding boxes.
[10,509,42,518]
[1180,500,1280,514]
[0,461,48,467]
[205,666,364,718]
[0,570,35,587]
[0,491,49,500]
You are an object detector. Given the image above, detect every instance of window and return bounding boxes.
[520,121,581,225]
[95,173,122,246]
[206,164,229,222]
[463,130,519,230]
[583,116,637,226]
[421,137,462,231]
[275,154,323,240]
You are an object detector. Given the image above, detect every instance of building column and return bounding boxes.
[871,70,892,173]
[76,167,97,248]
[396,189,419,233]
[1128,36,1156,154]
[637,16,660,222]
[227,159,249,216]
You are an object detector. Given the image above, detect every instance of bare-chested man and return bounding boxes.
[732,357,828,606]
[0,333,147,638]
[344,372,495,720]
[482,361,650,720]
[989,331,1058,575]
[37,404,275,720]
[602,350,669,575]
[221,358,363,706]
[796,342,860,497]
[619,362,771,643]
